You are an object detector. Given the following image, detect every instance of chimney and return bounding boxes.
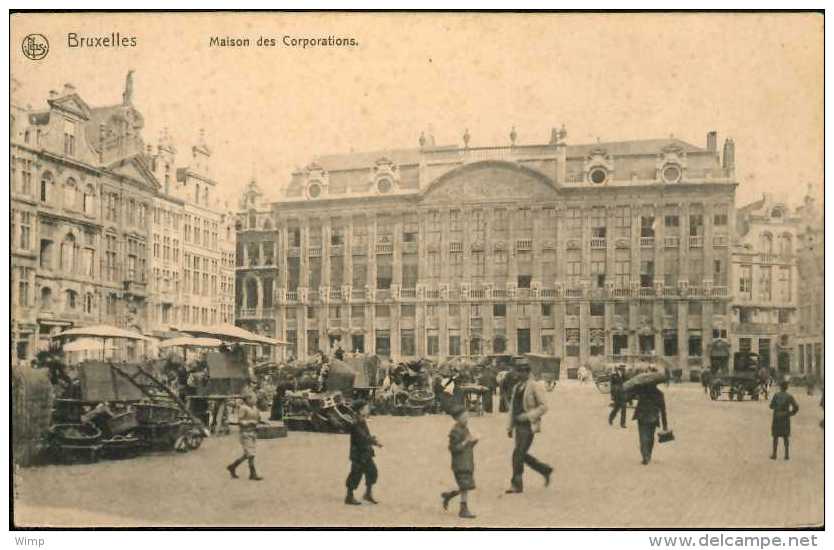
[707,131,717,152]
[62,83,76,96]
[722,138,735,176]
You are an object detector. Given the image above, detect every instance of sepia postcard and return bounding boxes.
[8,10,825,532]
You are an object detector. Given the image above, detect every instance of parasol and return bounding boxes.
[622,371,667,392]
[179,323,287,346]
[62,338,118,352]
[54,325,148,340]
[158,337,224,349]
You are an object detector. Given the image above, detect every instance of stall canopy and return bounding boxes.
[62,338,118,352]
[179,324,286,346]
[158,337,224,349]
[54,325,148,340]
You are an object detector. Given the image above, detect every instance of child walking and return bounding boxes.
[441,404,478,519]
[227,390,264,481]
[345,400,383,505]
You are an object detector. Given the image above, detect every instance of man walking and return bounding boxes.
[633,384,668,465]
[608,366,627,428]
[506,358,553,493]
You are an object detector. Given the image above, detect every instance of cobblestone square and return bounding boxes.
[14,382,824,528]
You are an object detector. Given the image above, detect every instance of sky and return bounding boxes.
[11,12,823,210]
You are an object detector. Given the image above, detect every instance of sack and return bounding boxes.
[658,429,675,443]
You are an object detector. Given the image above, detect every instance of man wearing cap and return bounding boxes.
[506,358,553,493]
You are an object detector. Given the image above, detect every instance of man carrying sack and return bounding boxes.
[505,358,553,493]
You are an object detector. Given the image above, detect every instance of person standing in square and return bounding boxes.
[770,380,799,460]
[345,400,382,505]
[441,404,479,518]
[506,358,553,493]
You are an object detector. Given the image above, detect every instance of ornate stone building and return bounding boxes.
[237,128,739,374]
[795,187,824,379]
[10,72,236,363]
[731,194,800,373]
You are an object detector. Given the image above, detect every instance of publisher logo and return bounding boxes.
[22,33,49,60]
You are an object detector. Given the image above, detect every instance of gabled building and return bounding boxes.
[795,187,824,379]
[731,194,800,373]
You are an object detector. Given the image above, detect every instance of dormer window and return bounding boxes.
[588,167,608,185]
[662,163,682,183]
[771,208,783,219]
[376,177,392,194]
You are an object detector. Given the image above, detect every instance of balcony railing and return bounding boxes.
[713,235,729,247]
[375,243,393,255]
[469,288,487,300]
[285,290,298,302]
[760,253,776,264]
[449,242,463,253]
[329,288,342,301]
[612,287,632,298]
[352,288,367,301]
[640,237,655,248]
[688,286,704,297]
[517,288,531,299]
[238,308,258,318]
[539,288,556,299]
[308,246,322,257]
[425,289,440,300]
[664,236,680,248]
[590,238,606,249]
[663,286,678,297]
[515,239,533,251]
[711,286,729,297]
[492,288,508,299]
[689,236,704,248]
[565,288,583,299]
[639,287,655,297]
[400,287,417,299]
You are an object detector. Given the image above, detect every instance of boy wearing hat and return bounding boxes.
[345,400,383,505]
[441,404,479,519]
[227,389,264,481]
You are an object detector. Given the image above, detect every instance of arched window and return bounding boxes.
[65,289,77,310]
[64,178,80,211]
[248,211,257,229]
[84,293,94,314]
[83,184,96,216]
[245,278,259,309]
[40,287,53,310]
[760,232,773,255]
[40,172,53,203]
[263,218,273,230]
[60,233,77,273]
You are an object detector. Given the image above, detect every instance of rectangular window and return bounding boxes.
[590,302,605,317]
[448,332,461,356]
[663,330,678,356]
[401,304,416,318]
[689,213,704,237]
[517,328,531,354]
[375,304,390,318]
[401,329,416,356]
[19,212,31,250]
[450,252,463,277]
[688,332,703,357]
[493,303,506,318]
[307,330,320,355]
[63,119,76,156]
[615,206,631,238]
[566,328,580,357]
[375,330,391,356]
[566,207,582,239]
[376,256,393,289]
[427,331,440,356]
[541,303,552,317]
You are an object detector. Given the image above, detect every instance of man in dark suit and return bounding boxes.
[478,364,498,414]
[506,359,553,493]
[633,384,668,465]
[608,366,627,428]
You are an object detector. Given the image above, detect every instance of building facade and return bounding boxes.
[795,188,824,379]
[730,194,800,373]
[237,128,740,374]
[10,73,235,364]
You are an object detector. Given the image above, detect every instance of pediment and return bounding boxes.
[420,161,558,204]
[48,94,91,120]
[108,157,160,191]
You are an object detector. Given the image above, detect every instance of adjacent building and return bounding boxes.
[730,194,800,373]
[10,73,236,364]
[237,128,739,374]
[795,187,824,379]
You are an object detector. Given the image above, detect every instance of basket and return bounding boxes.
[50,423,102,446]
[135,403,180,424]
[107,410,139,435]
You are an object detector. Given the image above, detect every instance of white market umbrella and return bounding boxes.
[54,325,148,340]
[158,337,224,349]
[62,337,118,352]
[179,323,286,346]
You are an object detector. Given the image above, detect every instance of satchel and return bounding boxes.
[657,429,675,443]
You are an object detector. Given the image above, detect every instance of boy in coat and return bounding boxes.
[345,400,383,505]
[441,404,479,518]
